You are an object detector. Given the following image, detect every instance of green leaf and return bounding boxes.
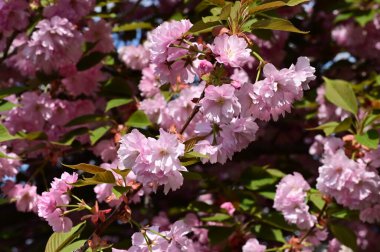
[329,223,358,251]
[184,135,206,152]
[65,114,108,127]
[0,151,19,159]
[0,86,28,99]
[266,168,285,178]
[89,125,111,145]
[307,119,353,136]
[0,198,9,205]
[45,221,86,252]
[189,20,221,34]
[363,113,380,128]
[182,171,203,180]
[251,18,308,34]
[249,0,309,14]
[334,12,353,23]
[180,158,200,166]
[112,168,131,177]
[102,77,132,97]
[188,201,218,213]
[72,171,116,187]
[112,186,130,199]
[76,52,106,71]
[355,129,379,149]
[183,151,208,159]
[324,77,358,115]
[246,177,278,190]
[207,226,234,245]
[201,213,232,222]
[0,124,21,142]
[0,100,17,112]
[105,98,132,112]
[113,22,152,32]
[308,190,325,210]
[17,131,48,141]
[125,110,151,128]
[257,191,275,200]
[355,10,376,27]
[60,240,89,252]
[62,163,106,174]
[54,127,88,146]
[334,117,353,133]
[253,225,285,243]
[257,212,296,232]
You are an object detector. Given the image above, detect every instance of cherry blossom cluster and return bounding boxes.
[118,129,186,194]
[310,135,380,223]
[116,19,316,195]
[332,15,380,63]
[37,172,78,232]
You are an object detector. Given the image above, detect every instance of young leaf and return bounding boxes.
[201,213,231,222]
[113,22,152,32]
[65,114,108,127]
[60,240,88,252]
[112,186,130,199]
[0,86,28,99]
[112,168,131,177]
[249,0,309,14]
[355,129,379,149]
[189,20,221,34]
[329,223,358,251]
[307,121,340,136]
[125,110,152,128]
[73,171,116,187]
[251,18,308,34]
[183,151,208,159]
[17,131,48,141]
[324,77,358,115]
[62,163,106,174]
[45,221,86,252]
[0,100,17,112]
[0,124,21,143]
[105,98,132,112]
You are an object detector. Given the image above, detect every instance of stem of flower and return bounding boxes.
[74,184,143,252]
[179,89,205,135]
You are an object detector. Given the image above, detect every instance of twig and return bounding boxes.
[179,89,205,134]
[75,184,143,252]
[299,201,329,244]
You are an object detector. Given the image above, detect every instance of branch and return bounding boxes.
[179,89,205,135]
[75,184,143,252]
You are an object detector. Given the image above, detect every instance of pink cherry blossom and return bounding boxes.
[62,64,106,97]
[21,16,83,74]
[138,64,161,97]
[274,172,316,229]
[43,0,95,23]
[84,19,114,53]
[220,202,235,216]
[5,183,38,212]
[0,146,20,181]
[119,45,150,70]
[148,19,196,84]
[200,84,241,123]
[242,238,266,252]
[210,34,251,68]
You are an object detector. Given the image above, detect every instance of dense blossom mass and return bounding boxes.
[0,0,380,252]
